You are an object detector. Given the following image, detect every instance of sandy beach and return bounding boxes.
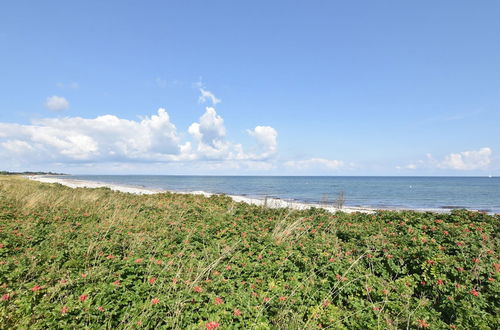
[27,175,378,214]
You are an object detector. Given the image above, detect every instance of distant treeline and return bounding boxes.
[0,171,66,175]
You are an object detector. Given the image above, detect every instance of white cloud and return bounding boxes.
[247,126,278,159]
[285,158,344,170]
[186,107,278,161]
[0,109,182,162]
[4,87,282,172]
[1,140,34,154]
[404,164,417,170]
[188,107,244,160]
[248,126,277,153]
[400,147,492,171]
[199,88,221,105]
[189,107,226,147]
[0,106,279,168]
[45,96,69,111]
[439,147,492,170]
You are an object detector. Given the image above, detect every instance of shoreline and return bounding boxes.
[26,175,454,214]
[26,175,377,213]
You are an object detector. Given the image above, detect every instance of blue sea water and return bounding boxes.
[63,176,500,214]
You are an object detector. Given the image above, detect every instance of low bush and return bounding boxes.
[0,176,498,329]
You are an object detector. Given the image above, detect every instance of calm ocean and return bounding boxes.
[63,176,500,213]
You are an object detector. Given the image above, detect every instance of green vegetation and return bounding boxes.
[0,176,498,329]
[0,171,66,176]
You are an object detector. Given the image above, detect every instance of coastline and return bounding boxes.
[3,175,497,328]
[25,175,456,214]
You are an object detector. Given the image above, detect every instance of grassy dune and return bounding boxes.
[0,176,498,329]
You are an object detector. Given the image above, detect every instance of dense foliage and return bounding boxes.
[0,176,498,329]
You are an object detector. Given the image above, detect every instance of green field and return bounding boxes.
[0,176,498,329]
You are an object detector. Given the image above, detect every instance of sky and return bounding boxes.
[0,0,499,175]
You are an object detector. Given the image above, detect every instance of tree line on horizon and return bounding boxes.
[0,171,66,175]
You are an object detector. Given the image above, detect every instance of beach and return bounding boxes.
[27,175,378,214]
[29,175,500,214]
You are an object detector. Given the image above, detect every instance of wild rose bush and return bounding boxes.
[0,176,498,329]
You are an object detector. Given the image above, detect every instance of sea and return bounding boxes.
[61,175,500,214]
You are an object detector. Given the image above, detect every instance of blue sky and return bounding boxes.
[0,0,499,175]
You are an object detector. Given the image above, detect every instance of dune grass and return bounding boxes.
[0,175,498,329]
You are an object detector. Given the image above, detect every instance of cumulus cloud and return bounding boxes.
[0,106,278,168]
[1,140,34,154]
[45,96,69,111]
[186,108,278,161]
[285,158,344,170]
[3,87,281,171]
[247,126,278,159]
[438,147,492,170]
[189,107,226,147]
[0,109,182,163]
[248,126,277,153]
[400,147,492,171]
[199,88,221,105]
[187,107,233,159]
